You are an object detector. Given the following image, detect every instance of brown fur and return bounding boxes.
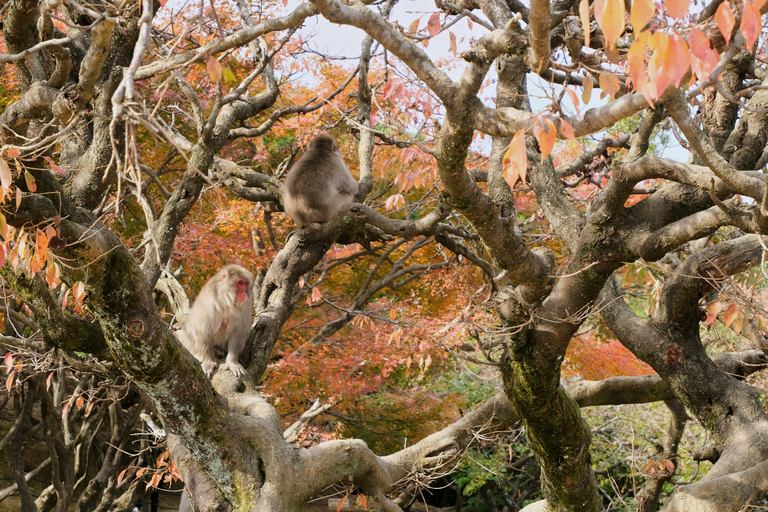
[179,265,254,378]
[283,134,359,230]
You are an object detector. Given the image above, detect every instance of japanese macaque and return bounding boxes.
[283,134,359,230]
[179,265,254,378]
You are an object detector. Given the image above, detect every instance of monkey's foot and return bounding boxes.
[201,360,217,379]
[226,361,246,378]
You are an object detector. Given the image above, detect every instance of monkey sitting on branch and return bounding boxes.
[179,265,254,378]
[283,134,359,230]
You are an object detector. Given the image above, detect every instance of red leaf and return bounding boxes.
[666,0,690,18]
[117,468,128,486]
[427,13,441,37]
[665,459,675,472]
[3,352,12,373]
[502,130,527,189]
[46,371,54,391]
[716,2,736,44]
[595,0,625,49]
[43,156,64,174]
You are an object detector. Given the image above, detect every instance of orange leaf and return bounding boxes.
[46,371,54,391]
[76,395,84,409]
[311,287,322,303]
[705,301,722,325]
[580,0,591,47]
[206,56,222,83]
[565,88,580,113]
[689,28,719,80]
[534,119,557,160]
[741,1,760,54]
[595,0,625,49]
[716,2,736,44]
[5,371,14,394]
[666,33,691,88]
[582,75,594,103]
[5,148,20,158]
[723,303,740,327]
[61,401,69,420]
[337,496,347,512]
[117,468,128,487]
[502,130,527,189]
[560,118,576,139]
[630,0,654,32]
[427,12,441,37]
[449,31,457,57]
[628,39,648,87]
[389,308,397,320]
[599,71,621,99]
[73,281,86,302]
[409,18,419,34]
[666,0,690,18]
[86,401,95,417]
[665,459,675,472]
[359,495,368,509]
[15,187,21,209]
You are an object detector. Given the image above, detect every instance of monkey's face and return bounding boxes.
[235,279,250,303]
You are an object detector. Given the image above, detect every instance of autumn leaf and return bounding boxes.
[560,118,577,139]
[337,496,347,512]
[385,193,405,211]
[722,303,740,327]
[24,171,36,193]
[666,33,691,88]
[409,18,419,34]
[580,0,591,47]
[46,261,61,288]
[73,281,86,302]
[594,0,625,49]
[689,28,719,80]
[43,156,64,174]
[3,352,12,373]
[630,0,654,33]
[206,55,223,83]
[741,1,760,53]
[0,158,11,193]
[534,118,557,160]
[222,67,236,83]
[427,12,441,37]
[705,301,722,326]
[46,372,54,391]
[582,74,594,103]
[311,287,322,303]
[565,88,580,113]
[716,2,736,44]
[628,39,648,89]
[666,0,690,18]
[5,371,14,394]
[389,308,397,320]
[449,31,457,57]
[598,71,621,99]
[502,130,527,189]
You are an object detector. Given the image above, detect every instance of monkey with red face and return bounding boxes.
[179,265,254,378]
[283,134,359,230]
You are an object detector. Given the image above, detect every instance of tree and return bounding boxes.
[1,0,768,510]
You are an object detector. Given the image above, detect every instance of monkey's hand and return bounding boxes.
[226,361,246,378]
[201,359,217,379]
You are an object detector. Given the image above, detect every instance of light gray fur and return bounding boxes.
[283,134,359,230]
[179,265,254,378]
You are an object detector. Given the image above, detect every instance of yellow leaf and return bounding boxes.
[222,67,236,83]
[595,0,625,49]
[409,18,419,33]
[582,74,594,103]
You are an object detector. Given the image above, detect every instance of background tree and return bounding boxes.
[1,0,768,510]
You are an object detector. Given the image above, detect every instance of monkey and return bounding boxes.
[283,134,359,230]
[179,264,254,379]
